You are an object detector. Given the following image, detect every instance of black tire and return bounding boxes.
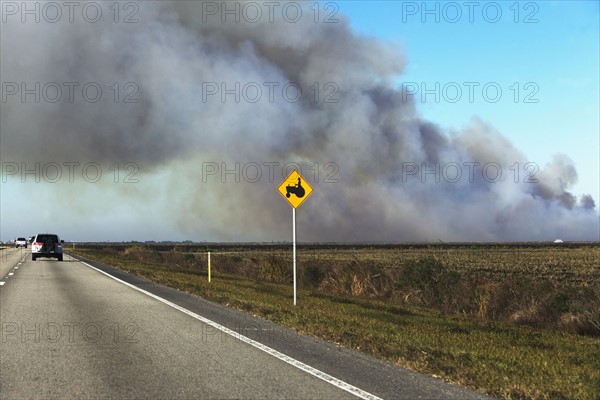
[32,255,36,261]
[58,254,63,261]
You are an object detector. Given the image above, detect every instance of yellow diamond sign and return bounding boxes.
[277,170,313,209]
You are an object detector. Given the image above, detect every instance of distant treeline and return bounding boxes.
[72,241,599,253]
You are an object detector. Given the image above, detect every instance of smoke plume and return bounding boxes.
[1,1,598,242]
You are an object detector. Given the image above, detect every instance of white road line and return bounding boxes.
[79,260,382,400]
[0,282,5,286]
[8,273,14,276]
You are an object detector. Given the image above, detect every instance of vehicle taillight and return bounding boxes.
[33,242,42,246]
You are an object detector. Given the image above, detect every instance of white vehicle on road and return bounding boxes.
[31,233,64,261]
[15,237,28,248]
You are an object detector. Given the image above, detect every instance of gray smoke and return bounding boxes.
[1,1,598,242]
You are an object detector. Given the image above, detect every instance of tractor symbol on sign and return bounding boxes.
[286,177,305,198]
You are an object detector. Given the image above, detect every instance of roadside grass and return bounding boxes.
[71,246,600,399]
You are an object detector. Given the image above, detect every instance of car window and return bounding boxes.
[36,235,59,242]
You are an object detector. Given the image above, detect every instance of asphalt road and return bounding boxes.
[0,249,491,399]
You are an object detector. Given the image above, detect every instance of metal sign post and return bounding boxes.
[277,170,313,305]
[292,208,297,305]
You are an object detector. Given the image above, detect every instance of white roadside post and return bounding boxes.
[208,251,211,283]
[277,170,313,306]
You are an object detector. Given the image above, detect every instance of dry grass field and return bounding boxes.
[150,242,599,334]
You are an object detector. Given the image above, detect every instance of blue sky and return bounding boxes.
[337,0,599,199]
